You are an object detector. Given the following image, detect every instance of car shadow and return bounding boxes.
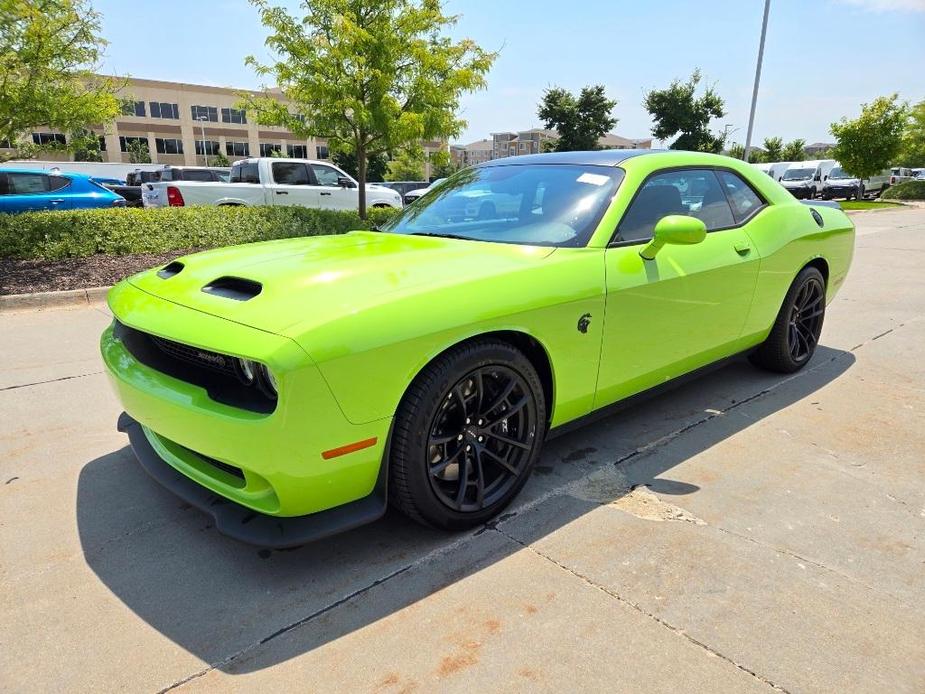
[76,346,854,674]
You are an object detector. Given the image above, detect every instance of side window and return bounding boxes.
[310,164,342,186]
[272,162,310,185]
[615,169,734,244]
[8,173,49,194]
[0,173,9,195]
[47,175,71,192]
[230,163,260,184]
[717,171,764,224]
[182,170,216,182]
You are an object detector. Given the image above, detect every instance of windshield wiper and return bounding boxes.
[409,232,473,241]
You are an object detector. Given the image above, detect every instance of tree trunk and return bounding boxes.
[357,139,367,220]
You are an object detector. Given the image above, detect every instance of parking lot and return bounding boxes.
[1,207,923,693]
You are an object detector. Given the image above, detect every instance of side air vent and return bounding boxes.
[201,276,262,301]
[157,261,184,279]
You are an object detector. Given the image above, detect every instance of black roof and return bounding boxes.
[480,149,663,168]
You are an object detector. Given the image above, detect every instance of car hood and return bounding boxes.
[127,231,555,337]
[826,178,859,186]
[781,179,812,187]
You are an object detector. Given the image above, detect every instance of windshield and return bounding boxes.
[382,164,623,247]
[828,167,852,179]
[782,168,814,181]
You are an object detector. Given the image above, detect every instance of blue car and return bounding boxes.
[0,168,126,213]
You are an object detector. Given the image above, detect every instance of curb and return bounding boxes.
[0,286,111,312]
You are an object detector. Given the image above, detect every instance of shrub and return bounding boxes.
[881,180,925,200]
[0,205,400,260]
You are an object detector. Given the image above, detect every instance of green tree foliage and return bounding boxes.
[761,137,783,162]
[126,139,151,164]
[243,0,495,217]
[332,149,388,181]
[70,128,103,162]
[0,0,121,162]
[537,85,617,152]
[644,69,726,153]
[830,94,908,179]
[385,147,425,181]
[898,100,925,168]
[726,143,760,163]
[428,149,457,179]
[781,139,806,162]
[211,150,231,167]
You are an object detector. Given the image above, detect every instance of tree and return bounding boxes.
[244,0,495,218]
[211,150,231,166]
[762,137,783,162]
[537,85,616,152]
[428,149,457,179]
[0,0,121,162]
[644,69,726,153]
[126,139,151,164]
[898,100,925,168]
[332,149,389,181]
[385,147,425,181]
[781,139,806,162]
[70,129,103,162]
[830,94,908,179]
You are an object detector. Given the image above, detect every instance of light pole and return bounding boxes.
[196,115,209,166]
[743,0,771,163]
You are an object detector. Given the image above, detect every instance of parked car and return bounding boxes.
[888,167,914,187]
[141,158,402,210]
[403,178,447,205]
[111,166,232,207]
[102,149,855,547]
[780,160,836,199]
[0,169,126,213]
[751,162,791,181]
[911,168,925,179]
[377,180,428,198]
[822,166,890,200]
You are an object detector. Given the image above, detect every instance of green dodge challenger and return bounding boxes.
[101,150,854,546]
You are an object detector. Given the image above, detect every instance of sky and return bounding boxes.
[93,0,925,147]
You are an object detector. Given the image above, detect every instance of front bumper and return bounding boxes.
[118,412,387,547]
[784,186,813,199]
[822,186,857,199]
[102,281,392,525]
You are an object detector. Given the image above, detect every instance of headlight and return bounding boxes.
[256,364,277,397]
[234,358,256,385]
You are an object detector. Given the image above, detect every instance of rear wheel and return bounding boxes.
[750,267,826,373]
[389,340,545,529]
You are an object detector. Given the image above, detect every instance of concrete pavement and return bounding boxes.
[1,208,924,692]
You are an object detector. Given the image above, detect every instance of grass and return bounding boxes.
[837,200,902,211]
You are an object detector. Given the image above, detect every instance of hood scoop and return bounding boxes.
[201,276,262,301]
[157,261,184,279]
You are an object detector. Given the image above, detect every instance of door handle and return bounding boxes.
[734,241,752,256]
[275,191,288,195]
[320,192,332,196]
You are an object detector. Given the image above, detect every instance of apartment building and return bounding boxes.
[2,76,447,176]
[451,138,493,167]
[447,129,652,166]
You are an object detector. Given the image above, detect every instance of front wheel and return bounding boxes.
[750,266,826,373]
[389,340,546,529]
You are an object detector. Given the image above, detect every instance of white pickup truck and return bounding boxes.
[141,157,402,210]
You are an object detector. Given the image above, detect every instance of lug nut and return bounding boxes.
[457,434,463,441]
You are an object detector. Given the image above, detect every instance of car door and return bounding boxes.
[595,168,762,409]
[268,161,319,207]
[0,172,58,212]
[309,163,357,210]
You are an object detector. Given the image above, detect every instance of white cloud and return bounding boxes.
[834,0,925,12]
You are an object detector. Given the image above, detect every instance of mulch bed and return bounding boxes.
[1,250,198,296]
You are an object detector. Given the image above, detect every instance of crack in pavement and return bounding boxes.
[160,320,913,691]
[0,370,104,392]
[490,524,791,693]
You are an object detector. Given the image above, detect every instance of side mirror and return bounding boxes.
[337,176,356,188]
[640,215,707,260]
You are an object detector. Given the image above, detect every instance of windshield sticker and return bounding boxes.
[576,172,610,186]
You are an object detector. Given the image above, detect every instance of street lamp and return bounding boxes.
[196,115,209,166]
[743,0,771,163]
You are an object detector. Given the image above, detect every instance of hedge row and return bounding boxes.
[0,205,400,260]
[881,180,925,201]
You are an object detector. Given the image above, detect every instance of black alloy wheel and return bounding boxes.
[786,275,825,364]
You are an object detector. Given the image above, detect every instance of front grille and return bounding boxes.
[113,320,276,414]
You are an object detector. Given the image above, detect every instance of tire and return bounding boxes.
[750,266,826,374]
[389,340,546,530]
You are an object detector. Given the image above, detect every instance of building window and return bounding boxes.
[190,105,218,122]
[259,143,282,157]
[149,102,179,119]
[98,136,107,152]
[315,144,329,159]
[195,140,220,156]
[155,138,184,155]
[32,132,67,146]
[119,136,148,152]
[0,139,12,148]
[286,144,307,158]
[221,107,247,124]
[291,112,306,124]
[121,100,146,117]
[225,141,250,157]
